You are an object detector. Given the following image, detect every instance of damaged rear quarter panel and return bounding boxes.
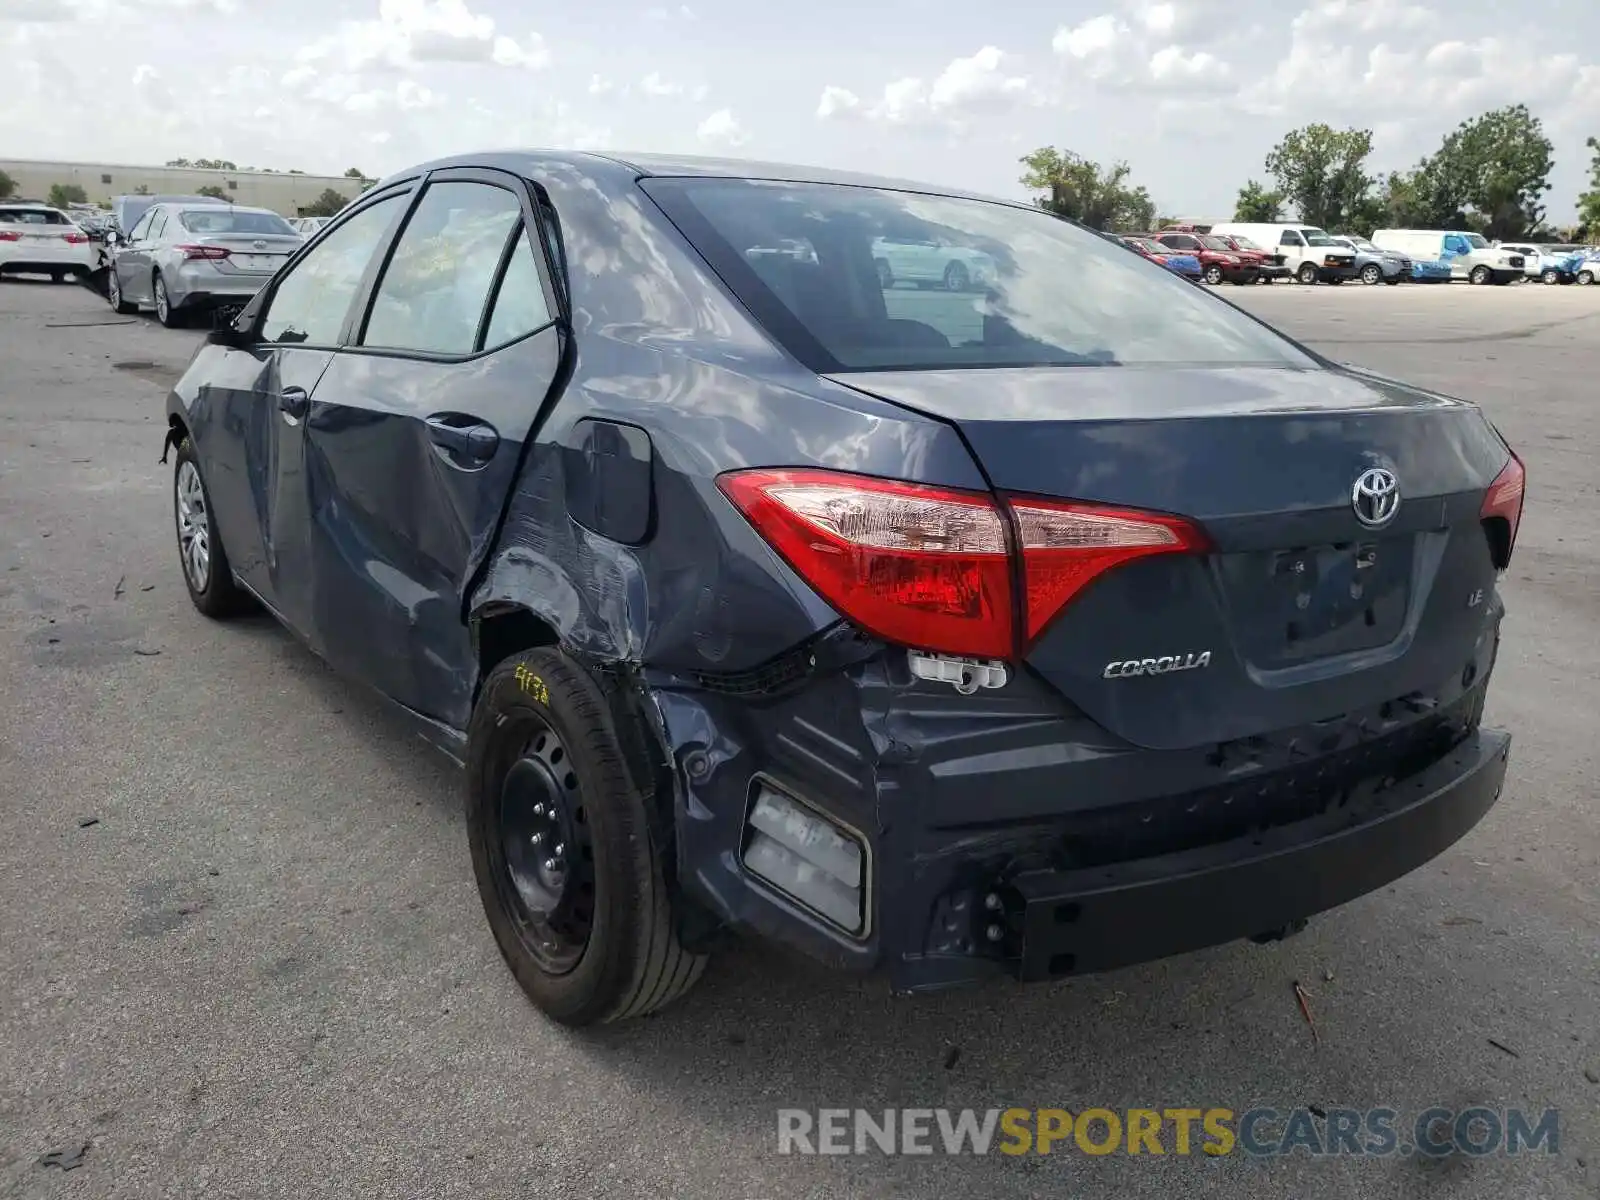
[468,157,986,677]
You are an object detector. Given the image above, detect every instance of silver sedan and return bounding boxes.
[106,203,303,327]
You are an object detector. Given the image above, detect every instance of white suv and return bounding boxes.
[0,204,102,283]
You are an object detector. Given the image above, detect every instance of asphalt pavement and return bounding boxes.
[2,276,1597,1199]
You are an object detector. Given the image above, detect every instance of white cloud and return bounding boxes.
[588,73,613,95]
[639,71,683,97]
[1054,9,1236,92]
[289,0,548,75]
[695,108,748,147]
[816,85,860,119]
[816,46,1033,130]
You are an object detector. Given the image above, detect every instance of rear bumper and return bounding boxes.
[660,612,1508,992]
[1005,728,1509,980]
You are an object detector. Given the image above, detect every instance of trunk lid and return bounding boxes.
[829,365,1510,751]
[189,233,301,275]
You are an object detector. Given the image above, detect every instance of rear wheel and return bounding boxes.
[1579,269,1595,286]
[1541,269,1560,285]
[1203,265,1223,285]
[943,261,970,292]
[173,438,251,618]
[466,649,707,1027]
[1469,265,1492,285]
[875,258,892,288]
[1360,264,1382,285]
[153,272,182,327]
[1296,262,1319,285]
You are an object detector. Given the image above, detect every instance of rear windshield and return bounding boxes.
[644,179,1312,371]
[0,208,71,225]
[177,209,296,236]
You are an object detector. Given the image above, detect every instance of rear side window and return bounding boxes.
[149,210,169,240]
[482,228,552,348]
[644,179,1312,372]
[261,194,406,345]
[361,181,522,356]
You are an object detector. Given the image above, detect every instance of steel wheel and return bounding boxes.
[175,460,210,592]
[1204,265,1223,285]
[489,714,596,975]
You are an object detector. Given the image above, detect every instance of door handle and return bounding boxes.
[425,414,499,463]
[278,386,309,420]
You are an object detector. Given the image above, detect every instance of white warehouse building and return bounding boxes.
[0,159,372,216]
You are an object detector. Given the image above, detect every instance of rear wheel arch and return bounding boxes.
[473,602,561,690]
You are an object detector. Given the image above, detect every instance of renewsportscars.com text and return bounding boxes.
[776,1106,1560,1158]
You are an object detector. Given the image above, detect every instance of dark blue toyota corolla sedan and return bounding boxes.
[160,151,1525,1026]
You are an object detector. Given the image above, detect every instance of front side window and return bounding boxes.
[1301,228,1336,246]
[645,178,1313,371]
[260,194,405,346]
[127,210,154,241]
[148,210,169,240]
[361,181,523,356]
[1465,234,1490,249]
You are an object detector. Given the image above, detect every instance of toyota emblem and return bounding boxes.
[1352,467,1400,528]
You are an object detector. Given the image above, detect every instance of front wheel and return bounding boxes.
[107,267,135,314]
[1469,265,1492,285]
[1542,269,1560,285]
[1296,262,1319,285]
[943,261,970,292]
[1203,265,1223,285]
[173,438,251,618]
[875,258,893,288]
[1360,264,1382,285]
[1579,270,1595,286]
[466,649,708,1027]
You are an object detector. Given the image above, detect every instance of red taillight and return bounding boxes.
[718,468,1208,658]
[0,231,20,242]
[1011,497,1210,641]
[178,244,229,260]
[719,469,1013,658]
[63,232,88,244]
[1480,449,1525,569]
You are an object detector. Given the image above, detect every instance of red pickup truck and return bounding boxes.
[1148,231,1261,285]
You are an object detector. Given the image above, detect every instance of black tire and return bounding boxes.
[173,436,251,618]
[1578,270,1595,286]
[1297,262,1319,285]
[153,272,182,327]
[1469,265,1492,285]
[1541,269,1560,285]
[1203,265,1223,285]
[107,267,135,314]
[51,270,66,284]
[943,261,970,291]
[1360,264,1382,285]
[875,258,893,288]
[467,649,707,1027]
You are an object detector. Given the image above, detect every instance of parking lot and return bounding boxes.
[1,277,1596,1199]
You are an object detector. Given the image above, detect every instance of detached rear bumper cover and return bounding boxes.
[1005,728,1509,981]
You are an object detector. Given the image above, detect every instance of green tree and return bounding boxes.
[0,169,16,201]
[1019,147,1156,232]
[1263,123,1376,230]
[47,183,88,207]
[133,184,151,196]
[1414,106,1554,239]
[344,167,367,180]
[195,185,231,201]
[166,157,237,170]
[301,188,349,217]
[1233,180,1285,222]
[1575,136,1600,238]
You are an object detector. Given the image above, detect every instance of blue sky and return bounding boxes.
[4,0,1599,220]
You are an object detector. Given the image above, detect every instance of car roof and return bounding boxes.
[373,149,1032,211]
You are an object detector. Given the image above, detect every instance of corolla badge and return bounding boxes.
[1352,467,1400,529]
[1103,651,1212,679]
